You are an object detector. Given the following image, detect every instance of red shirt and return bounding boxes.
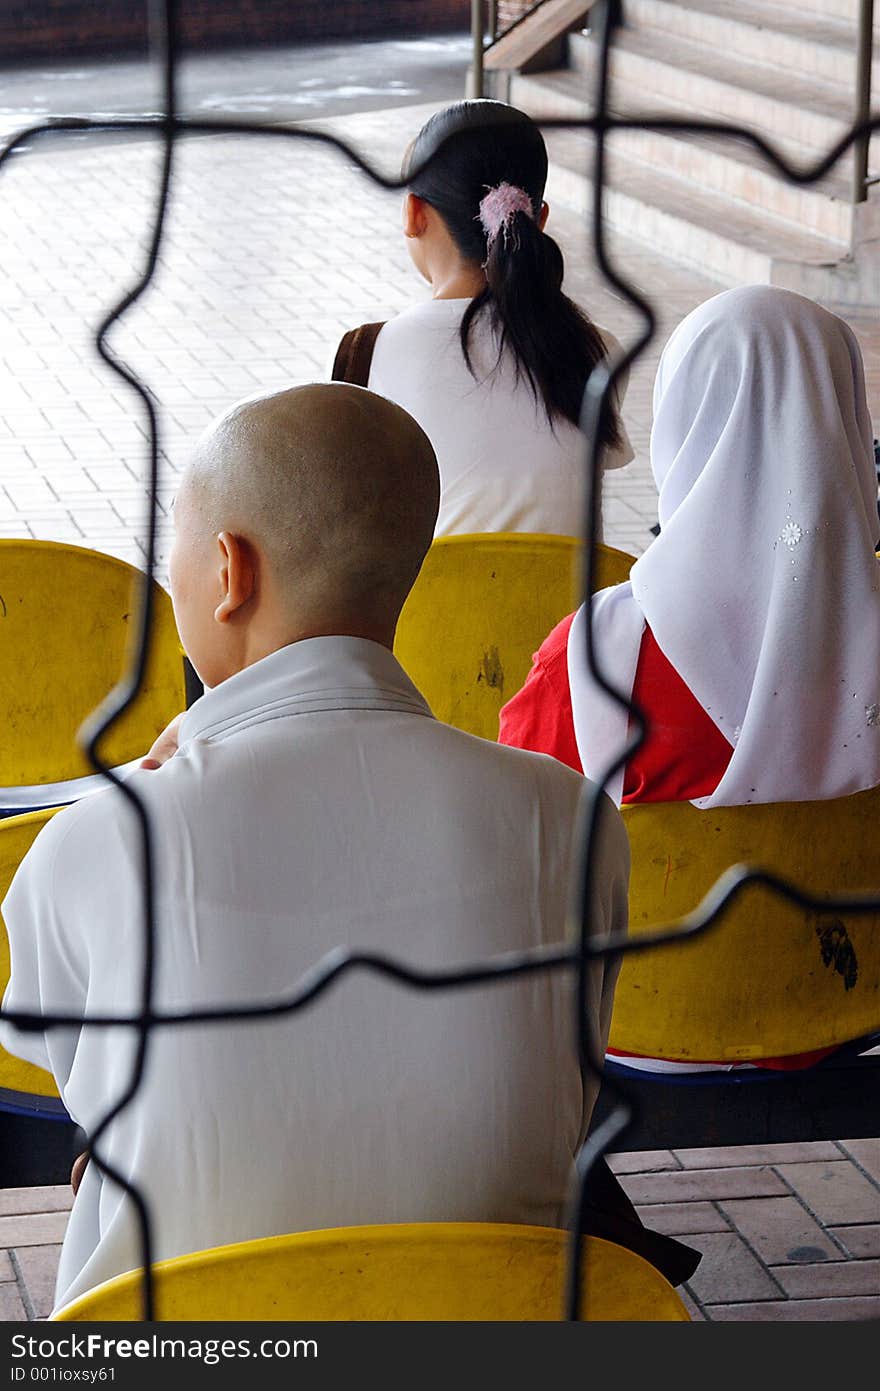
[498,611,831,1071]
[498,612,733,800]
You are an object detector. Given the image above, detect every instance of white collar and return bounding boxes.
[179,636,432,745]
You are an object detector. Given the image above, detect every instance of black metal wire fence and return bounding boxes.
[1,0,879,1323]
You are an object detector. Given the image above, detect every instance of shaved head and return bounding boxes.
[170,384,440,685]
[185,383,439,616]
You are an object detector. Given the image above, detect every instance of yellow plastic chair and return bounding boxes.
[394,533,635,741]
[610,785,880,1063]
[52,1222,690,1321]
[0,539,187,787]
[0,807,65,1116]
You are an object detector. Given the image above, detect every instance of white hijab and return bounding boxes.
[568,284,880,808]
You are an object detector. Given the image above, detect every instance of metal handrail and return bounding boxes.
[471,0,550,96]
[854,0,875,202]
[471,0,485,98]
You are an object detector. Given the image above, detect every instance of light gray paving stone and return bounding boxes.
[710,1296,880,1321]
[769,1259,880,1299]
[0,1187,73,1218]
[827,1224,880,1259]
[775,1160,880,1228]
[684,1231,782,1305]
[838,1139,880,1187]
[607,1149,680,1174]
[618,1165,788,1205]
[0,1213,71,1248]
[672,1142,843,1169]
[718,1195,844,1266]
[635,1201,730,1235]
[0,1283,27,1320]
[12,1245,64,1321]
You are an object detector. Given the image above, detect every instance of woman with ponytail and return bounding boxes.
[327,108,705,1291]
[331,100,633,538]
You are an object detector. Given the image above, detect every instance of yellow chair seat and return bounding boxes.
[611,785,880,1062]
[394,533,635,740]
[52,1222,690,1321]
[0,539,186,786]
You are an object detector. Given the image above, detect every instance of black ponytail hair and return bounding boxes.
[404,99,622,449]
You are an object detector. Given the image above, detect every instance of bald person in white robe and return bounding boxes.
[0,384,631,1314]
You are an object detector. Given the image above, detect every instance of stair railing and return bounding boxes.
[471,0,485,98]
[471,0,549,98]
[854,0,875,202]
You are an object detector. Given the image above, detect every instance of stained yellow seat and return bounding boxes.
[610,786,880,1062]
[52,1222,689,1321]
[0,539,186,786]
[394,533,635,740]
[0,807,65,1113]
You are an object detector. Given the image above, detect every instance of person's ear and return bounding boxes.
[403,192,429,239]
[214,531,257,625]
[538,201,549,232]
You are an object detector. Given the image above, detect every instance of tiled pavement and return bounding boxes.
[0,98,742,580]
[0,81,879,1320]
[2,98,879,571]
[612,1140,880,1321]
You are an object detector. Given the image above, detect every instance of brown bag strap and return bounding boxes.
[331,321,386,388]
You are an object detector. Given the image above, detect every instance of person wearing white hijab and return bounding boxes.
[502,284,880,812]
[499,285,879,1075]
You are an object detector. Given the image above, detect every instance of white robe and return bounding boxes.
[0,636,628,1313]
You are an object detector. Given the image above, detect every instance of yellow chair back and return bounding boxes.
[52,1222,689,1321]
[0,807,63,1111]
[0,540,186,785]
[610,785,880,1062]
[394,533,635,740]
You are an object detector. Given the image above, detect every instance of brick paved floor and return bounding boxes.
[0,99,730,580]
[615,1140,880,1321]
[0,89,878,1320]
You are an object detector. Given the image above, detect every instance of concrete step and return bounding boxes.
[619,0,879,91]
[566,25,856,156]
[515,68,854,243]
[535,112,851,288]
[744,0,860,21]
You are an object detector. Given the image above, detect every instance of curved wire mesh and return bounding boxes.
[1,0,879,1322]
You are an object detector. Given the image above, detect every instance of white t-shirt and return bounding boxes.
[0,636,629,1313]
[367,298,634,538]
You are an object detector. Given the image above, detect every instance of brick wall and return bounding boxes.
[0,2,470,64]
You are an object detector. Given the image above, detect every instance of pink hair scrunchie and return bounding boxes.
[477,182,535,248]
